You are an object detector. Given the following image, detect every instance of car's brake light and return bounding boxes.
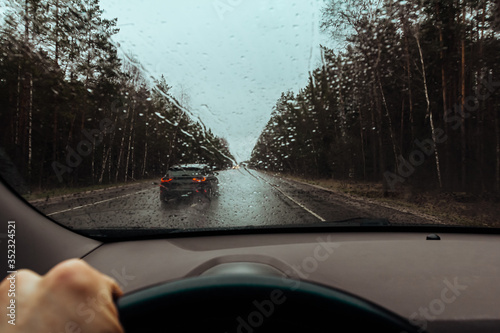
[161,178,173,183]
[192,177,206,182]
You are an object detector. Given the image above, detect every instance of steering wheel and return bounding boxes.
[117,275,423,333]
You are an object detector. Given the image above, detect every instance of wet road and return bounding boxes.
[32,168,438,231]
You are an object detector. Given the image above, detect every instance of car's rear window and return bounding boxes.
[168,168,208,177]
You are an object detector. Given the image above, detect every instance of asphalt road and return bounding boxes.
[31,168,438,231]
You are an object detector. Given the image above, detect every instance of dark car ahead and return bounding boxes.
[160,164,219,203]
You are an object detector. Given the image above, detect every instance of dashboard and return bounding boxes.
[85,231,500,333]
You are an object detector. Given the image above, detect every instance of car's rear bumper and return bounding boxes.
[160,184,214,200]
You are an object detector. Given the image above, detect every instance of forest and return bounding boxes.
[0,0,234,193]
[251,0,500,195]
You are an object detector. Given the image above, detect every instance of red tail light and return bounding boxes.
[161,178,173,183]
[192,177,206,183]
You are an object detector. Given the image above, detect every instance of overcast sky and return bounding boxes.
[100,0,330,162]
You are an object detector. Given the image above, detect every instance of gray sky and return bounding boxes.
[100,0,329,162]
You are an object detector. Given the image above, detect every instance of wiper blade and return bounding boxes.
[72,228,181,239]
[322,217,391,226]
[168,219,393,234]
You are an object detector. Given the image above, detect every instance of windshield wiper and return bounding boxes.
[166,218,392,234]
[73,228,181,239]
[322,217,391,226]
[76,219,392,239]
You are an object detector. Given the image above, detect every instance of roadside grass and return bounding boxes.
[272,173,500,228]
[23,178,157,202]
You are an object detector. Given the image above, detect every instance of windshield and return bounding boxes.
[0,0,499,236]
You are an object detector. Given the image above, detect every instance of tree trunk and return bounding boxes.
[91,138,95,184]
[358,104,366,179]
[369,90,378,180]
[372,82,387,194]
[115,115,127,183]
[496,109,500,192]
[460,3,467,189]
[401,10,414,144]
[476,1,487,192]
[27,72,33,182]
[124,105,135,182]
[377,73,399,170]
[99,115,119,184]
[54,0,60,65]
[436,2,450,189]
[142,127,148,177]
[400,91,405,152]
[415,29,443,189]
[130,132,135,180]
[52,104,58,163]
[15,63,21,146]
[52,0,61,164]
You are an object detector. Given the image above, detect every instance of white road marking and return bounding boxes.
[270,184,326,222]
[47,189,151,216]
[249,170,326,222]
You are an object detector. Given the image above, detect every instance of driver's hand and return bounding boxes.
[0,259,124,333]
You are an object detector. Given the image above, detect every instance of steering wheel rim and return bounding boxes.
[118,275,423,333]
